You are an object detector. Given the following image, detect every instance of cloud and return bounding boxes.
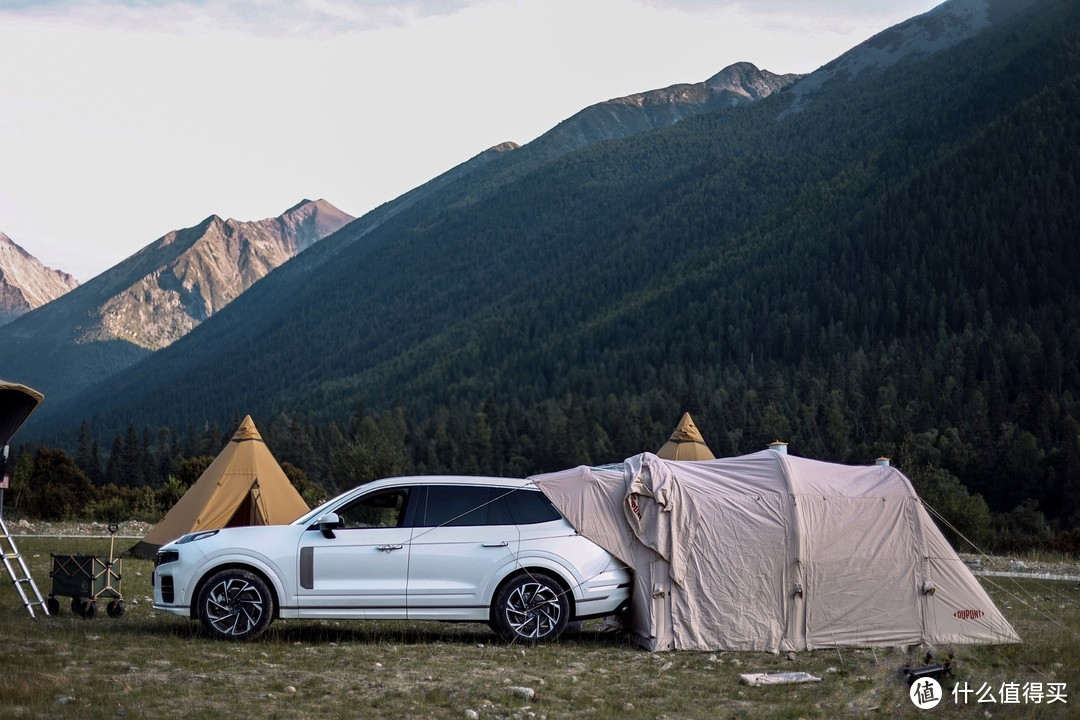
[646,0,938,19]
[0,0,942,40]
[0,0,475,36]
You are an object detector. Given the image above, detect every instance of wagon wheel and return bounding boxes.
[81,600,97,619]
[46,596,60,615]
[107,600,126,618]
[70,598,81,614]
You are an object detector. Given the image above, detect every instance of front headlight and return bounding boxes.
[175,529,220,544]
[155,550,179,566]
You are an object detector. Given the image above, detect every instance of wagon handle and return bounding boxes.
[107,523,119,562]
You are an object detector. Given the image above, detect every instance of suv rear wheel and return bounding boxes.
[491,572,569,644]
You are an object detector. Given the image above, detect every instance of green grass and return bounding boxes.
[1,536,1076,719]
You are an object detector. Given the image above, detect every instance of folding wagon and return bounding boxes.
[46,523,125,618]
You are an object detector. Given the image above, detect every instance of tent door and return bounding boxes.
[225,493,255,527]
[224,482,267,528]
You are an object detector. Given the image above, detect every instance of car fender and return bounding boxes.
[483,551,584,607]
[186,549,294,617]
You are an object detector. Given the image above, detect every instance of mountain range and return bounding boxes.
[0,60,795,406]
[6,0,1078,527]
[0,199,353,405]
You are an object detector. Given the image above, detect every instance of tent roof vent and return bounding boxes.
[768,440,788,454]
[875,457,891,467]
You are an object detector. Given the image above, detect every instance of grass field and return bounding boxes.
[1,535,1076,719]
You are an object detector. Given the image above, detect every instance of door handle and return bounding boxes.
[482,541,509,548]
[376,544,404,553]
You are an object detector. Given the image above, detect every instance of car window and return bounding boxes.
[505,488,562,525]
[420,486,499,527]
[335,488,410,529]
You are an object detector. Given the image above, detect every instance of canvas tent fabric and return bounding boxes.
[531,450,1020,652]
[656,412,715,461]
[130,416,309,558]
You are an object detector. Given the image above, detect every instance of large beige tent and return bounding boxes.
[656,412,715,461]
[130,416,309,558]
[532,449,1020,652]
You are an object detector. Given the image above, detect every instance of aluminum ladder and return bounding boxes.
[0,516,49,617]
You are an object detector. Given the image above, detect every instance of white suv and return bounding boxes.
[153,476,632,642]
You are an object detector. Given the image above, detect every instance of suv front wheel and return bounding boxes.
[198,568,274,641]
[491,572,569,644]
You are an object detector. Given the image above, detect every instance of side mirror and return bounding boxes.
[317,512,341,539]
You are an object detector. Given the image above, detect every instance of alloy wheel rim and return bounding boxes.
[205,577,264,636]
[504,581,562,639]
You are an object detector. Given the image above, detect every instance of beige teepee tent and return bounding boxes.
[656,412,715,461]
[130,416,309,558]
[532,449,1020,652]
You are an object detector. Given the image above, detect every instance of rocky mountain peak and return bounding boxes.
[91,199,355,349]
[704,62,803,100]
[530,61,803,155]
[4,199,354,364]
[0,231,79,325]
[276,198,356,250]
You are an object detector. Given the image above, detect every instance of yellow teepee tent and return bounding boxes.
[656,412,715,461]
[130,416,309,558]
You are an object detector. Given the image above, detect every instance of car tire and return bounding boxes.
[197,569,274,641]
[491,572,569,644]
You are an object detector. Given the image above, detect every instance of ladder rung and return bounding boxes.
[2,521,48,617]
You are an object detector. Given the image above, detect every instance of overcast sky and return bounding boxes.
[0,0,942,282]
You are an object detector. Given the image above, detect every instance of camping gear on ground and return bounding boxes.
[655,412,715,461]
[0,380,50,617]
[904,652,955,685]
[47,523,125,618]
[129,415,310,559]
[531,448,1021,652]
[739,672,822,686]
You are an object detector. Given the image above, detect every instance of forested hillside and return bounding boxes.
[18,0,1080,543]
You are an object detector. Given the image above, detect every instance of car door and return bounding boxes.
[406,485,519,620]
[296,485,414,617]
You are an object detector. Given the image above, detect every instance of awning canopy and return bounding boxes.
[0,381,44,446]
